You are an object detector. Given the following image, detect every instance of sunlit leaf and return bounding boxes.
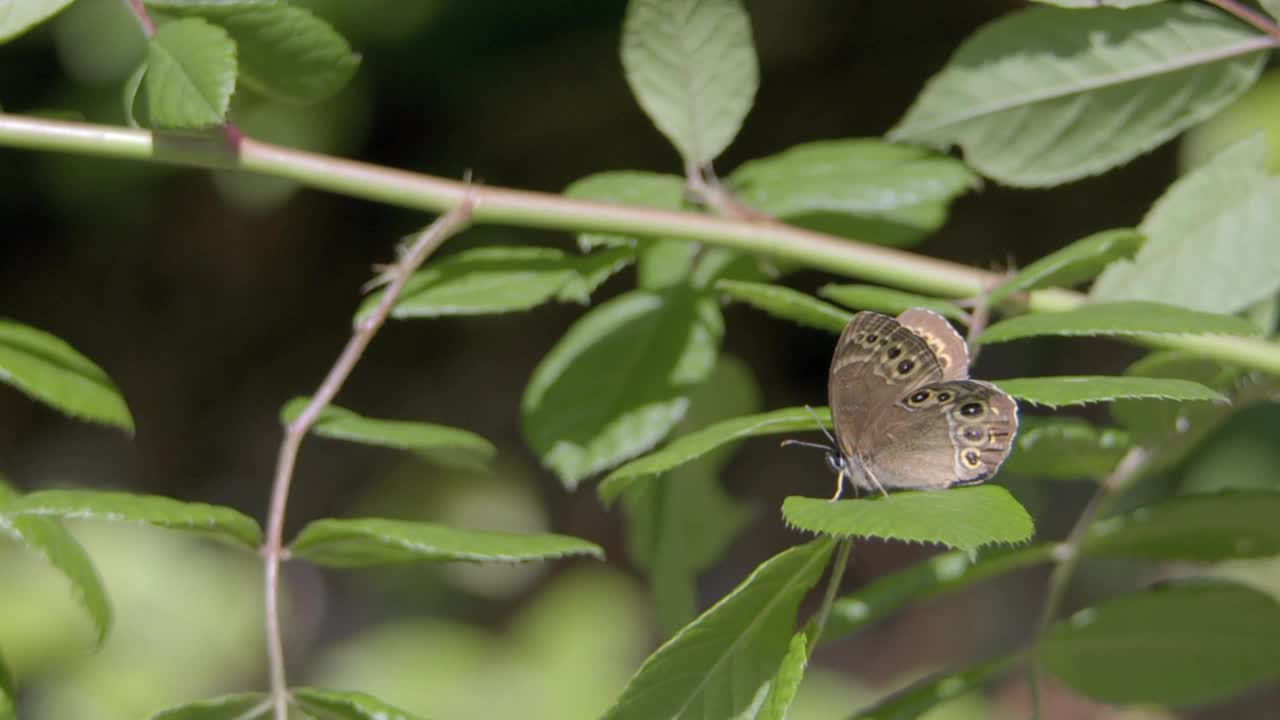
[753,631,807,720]
[292,687,425,720]
[1040,581,1280,706]
[782,486,1034,554]
[1085,492,1280,562]
[621,0,758,166]
[601,539,834,720]
[280,398,495,469]
[0,513,110,644]
[0,0,77,41]
[147,692,269,720]
[145,17,237,129]
[1001,416,1130,480]
[996,376,1225,408]
[289,517,603,567]
[978,302,1258,344]
[990,228,1144,303]
[715,280,850,333]
[0,320,134,431]
[889,3,1267,187]
[819,284,965,320]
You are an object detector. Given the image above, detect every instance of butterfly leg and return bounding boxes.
[830,468,846,501]
[862,464,890,499]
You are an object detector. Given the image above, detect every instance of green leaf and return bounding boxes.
[715,280,850,333]
[361,246,633,319]
[0,320,134,431]
[1092,135,1280,313]
[522,288,724,488]
[730,139,979,246]
[292,687,425,720]
[280,398,495,469]
[818,284,966,320]
[753,631,807,720]
[0,649,12,720]
[288,517,603,568]
[823,544,1055,643]
[601,539,834,720]
[601,406,830,504]
[996,375,1226,408]
[782,486,1034,554]
[638,239,696,290]
[621,0,758,166]
[851,652,1021,720]
[0,513,111,644]
[989,228,1144,303]
[978,301,1259,344]
[146,17,237,129]
[1110,351,1242,444]
[1265,0,1280,22]
[1085,492,1280,562]
[1001,416,1131,480]
[888,3,1267,187]
[3,490,263,549]
[1039,581,1280,706]
[151,2,360,103]
[562,171,686,251]
[147,692,269,720]
[0,0,77,41]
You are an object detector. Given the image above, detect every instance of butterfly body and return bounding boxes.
[826,309,1018,496]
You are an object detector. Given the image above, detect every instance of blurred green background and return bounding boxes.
[2,1,1279,718]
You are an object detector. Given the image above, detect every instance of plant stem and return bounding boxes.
[259,195,476,719]
[808,537,854,658]
[2,113,1280,375]
[1206,0,1280,43]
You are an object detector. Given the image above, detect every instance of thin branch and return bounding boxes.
[259,193,477,719]
[2,113,1280,375]
[1205,0,1280,43]
[123,0,155,38]
[807,537,854,659]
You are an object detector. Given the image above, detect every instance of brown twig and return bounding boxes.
[1205,0,1280,44]
[124,0,156,38]
[259,192,477,719]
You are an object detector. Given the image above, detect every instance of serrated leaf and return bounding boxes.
[990,228,1144,303]
[563,171,686,251]
[823,544,1055,643]
[978,301,1258,345]
[996,375,1226,408]
[1085,491,1280,562]
[280,398,495,469]
[2,490,262,549]
[0,320,134,431]
[851,652,1020,720]
[621,0,758,166]
[753,631,807,720]
[1001,416,1131,480]
[361,246,633,320]
[782,486,1034,554]
[1111,351,1242,443]
[818,284,966,320]
[0,0,76,41]
[292,687,425,720]
[888,3,1267,187]
[0,649,12,720]
[146,17,237,129]
[522,288,723,488]
[147,692,269,720]
[288,517,603,568]
[715,280,850,333]
[601,539,834,720]
[1039,581,1280,706]
[0,513,111,644]
[152,2,359,103]
[730,139,979,246]
[1092,135,1280,313]
[601,406,831,504]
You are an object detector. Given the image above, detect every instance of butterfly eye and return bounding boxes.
[937,392,952,402]
[962,449,981,467]
[908,390,930,404]
[960,402,984,417]
[896,359,915,375]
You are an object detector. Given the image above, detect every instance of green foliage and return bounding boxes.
[1085,492,1280,562]
[715,280,850,333]
[995,375,1225,408]
[989,228,1143,303]
[755,631,807,720]
[0,510,111,644]
[145,18,238,129]
[0,320,134,432]
[978,301,1259,344]
[292,687,424,720]
[782,486,1035,554]
[820,284,966,320]
[0,650,12,720]
[148,693,269,720]
[1001,416,1131,480]
[562,171,686,251]
[850,653,1019,720]
[0,0,77,41]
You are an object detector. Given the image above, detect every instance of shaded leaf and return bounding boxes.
[0,649,11,720]
[522,288,723,488]
[1001,416,1131,480]
[361,246,633,319]
[280,398,494,469]
[888,3,1267,186]
[1085,491,1280,562]
[979,301,1258,344]
[1110,351,1242,443]
[851,652,1021,720]
[731,139,978,246]
[0,320,134,431]
[1039,581,1280,706]
[754,631,807,720]
[715,280,850,333]
[996,375,1226,408]
[621,0,758,166]
[292,687,425,720]
[146,17,237,129]
[1093,136,1280,313]
[782,486,1034,554]
[990,228,1144,303]
[288,517,602,568]
[601,406,832,504]
[562,171,685,251]
[0,0,76,41]
[0,513,110,644]
[147,692,269,720]
[819,284,965,320]
[638,239,696,289]
[3,490,262,549]
[601,539,834,720]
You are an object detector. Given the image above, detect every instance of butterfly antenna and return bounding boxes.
[779,439,831,451]
[803,404,836,445]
